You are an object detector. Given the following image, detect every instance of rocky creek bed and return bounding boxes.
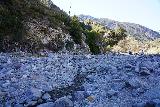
[0,53,160,107]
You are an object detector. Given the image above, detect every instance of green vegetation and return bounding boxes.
[0,0,69,52]
[83,19,127,54]
[85,31,101,54]
[0,0,129,54]
[0,1,25,51]
[69,15,83,44]
[105,27,127,47]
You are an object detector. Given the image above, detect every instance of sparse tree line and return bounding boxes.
[69,16,127,54]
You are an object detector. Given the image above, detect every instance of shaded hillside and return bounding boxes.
[0,0,90,54]
[79,14,160,41]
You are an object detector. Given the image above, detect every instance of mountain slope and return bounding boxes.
[0,0,90,53]
[0,0,69,52]
[79,14,160,41]
[79,15,160,54]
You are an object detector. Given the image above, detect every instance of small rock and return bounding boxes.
[13,104,24,107]
[107,89,118,98]
[125,64,135,72]
[5,101,12,107]
[129,51,133,55]
[85,54,92,59]
[31,88,42,98]
[37,99,44,104]
[86,96,94,102]
[37,102,54,107]
[42,93,52,101]
[54,96,73,107]
[153,99,160,107]
[144,101,156,107]
[144,86,160,99]
[73,91,89,101]
[125,78,141,89]
[0,91,7,96]
[132,102,145,107]
[24,101,37,106]
[139,67,151,76]
[132,88,146,97]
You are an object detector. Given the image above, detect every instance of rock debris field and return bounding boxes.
[1,53,160,107]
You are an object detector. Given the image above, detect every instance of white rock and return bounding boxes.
[42,93,51,101]
[31,88,42,98]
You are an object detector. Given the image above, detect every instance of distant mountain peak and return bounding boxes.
[78,14,160,41]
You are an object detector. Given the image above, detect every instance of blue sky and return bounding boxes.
[52,0,160,31]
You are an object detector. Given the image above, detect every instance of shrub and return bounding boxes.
[85,30,101,54]
[69,15,83,44]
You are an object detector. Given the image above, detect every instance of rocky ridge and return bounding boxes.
[78,14,160,41]
[0,53,160,107]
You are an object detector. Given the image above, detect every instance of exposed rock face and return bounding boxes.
[40,0,53,7]
[25,19,74,52]
[40,0,61,11]
[0,53,160,107]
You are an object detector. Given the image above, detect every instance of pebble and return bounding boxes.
[0,53,159,107]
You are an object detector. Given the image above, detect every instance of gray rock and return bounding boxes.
[31,88,42,98]
[153,99,160,107]
[42,93,52,101]
[125,64,135,72]
[54,96,73,107]
[132,103,145,107]
[37,102,54,107]
[144,101,156,107]
[125,78,141,88]
[13,104,24,107]
[139,67,151,76]
[144,87,160,99]
[24,101,37,106]
[107,89,118,97]
[142,61,159,71]
[5,101,12,107]
[132,88,146,97]
[37,99,44,104]
[73,91,89,101]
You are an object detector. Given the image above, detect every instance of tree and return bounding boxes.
[86,30,101,54]
[69,15,83,44]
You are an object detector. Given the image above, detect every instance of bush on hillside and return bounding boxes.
[0,0,70,52]
[85,30,101,54]
[69,15,83,44]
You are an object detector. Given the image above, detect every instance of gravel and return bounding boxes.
[0,52,160,107]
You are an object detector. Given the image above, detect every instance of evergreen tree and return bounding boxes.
[69,15,83,44]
